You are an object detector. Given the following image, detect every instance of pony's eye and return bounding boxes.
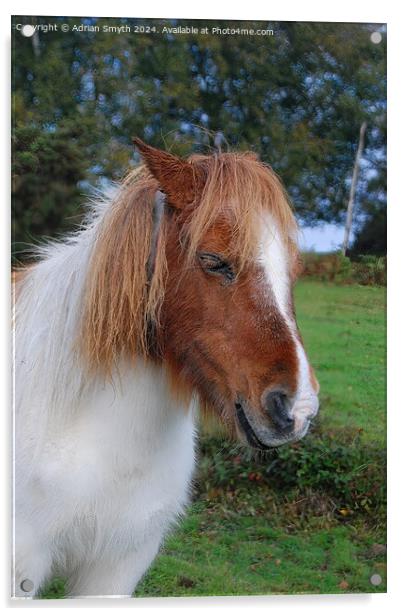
[198,252,235,283]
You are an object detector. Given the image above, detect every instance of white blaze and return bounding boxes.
[257,214,318,420]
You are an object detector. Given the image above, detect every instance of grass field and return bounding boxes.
[41,281,387,599]
[295,281,386,445]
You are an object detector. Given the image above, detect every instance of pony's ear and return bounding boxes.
[133,137,200,209]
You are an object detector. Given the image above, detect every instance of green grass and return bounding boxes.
[294,281,386,444]
[40,281,387,598]
[136,506,386,597]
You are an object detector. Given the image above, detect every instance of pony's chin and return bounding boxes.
[234,401,312,450]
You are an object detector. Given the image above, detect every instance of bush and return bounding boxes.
[301,252,352,283]
[301,252,386,286]
[351,255,387,286]
[12,124,86,262]
[195,428,386,519]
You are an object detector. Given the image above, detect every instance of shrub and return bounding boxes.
[301,252,386,286]
[195,428,386,518]
[301,252,352,283]
[351,255,387,286]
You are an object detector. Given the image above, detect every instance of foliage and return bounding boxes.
[301,252,386,285]
[12,17,386,257]
[196,428,385,519]
[351,206,387,256]
[301,252,353,282]
[351,255,387,286]
[12,123,87,259]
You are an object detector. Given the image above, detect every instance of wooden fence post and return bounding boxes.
[342,121,367,255]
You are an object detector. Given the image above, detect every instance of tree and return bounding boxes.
[12,123,87,259]
[350,207,386,256]
[11,17,386,254]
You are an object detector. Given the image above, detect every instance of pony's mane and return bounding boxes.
[80,168,166,370]
[81,151,298,372]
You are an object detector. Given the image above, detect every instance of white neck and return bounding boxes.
[14,196,194,468]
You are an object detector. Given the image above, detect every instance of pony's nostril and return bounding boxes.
[264,390,294,431]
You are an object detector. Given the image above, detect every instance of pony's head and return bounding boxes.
[82,139,319,449]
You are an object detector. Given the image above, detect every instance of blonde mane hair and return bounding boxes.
[80,151,298,372]
[185,151,298,266]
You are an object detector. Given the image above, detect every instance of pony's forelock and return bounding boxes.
[184,151,298,270]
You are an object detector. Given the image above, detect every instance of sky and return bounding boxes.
[299,223,345,253]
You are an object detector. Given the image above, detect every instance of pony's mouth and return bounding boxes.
[235,398,315,450]
[235,402,271,450]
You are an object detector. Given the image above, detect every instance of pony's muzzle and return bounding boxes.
[263,389,294,433]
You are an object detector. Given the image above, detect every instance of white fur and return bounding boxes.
[258,213,319,424]
[13,197,197,598]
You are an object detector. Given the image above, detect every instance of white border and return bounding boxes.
[2,1,403,614]
[1,0,395,22]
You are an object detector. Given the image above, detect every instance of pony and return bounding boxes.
[12,138,319,598]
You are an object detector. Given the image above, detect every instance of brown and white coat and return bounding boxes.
[13,141,319,598]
